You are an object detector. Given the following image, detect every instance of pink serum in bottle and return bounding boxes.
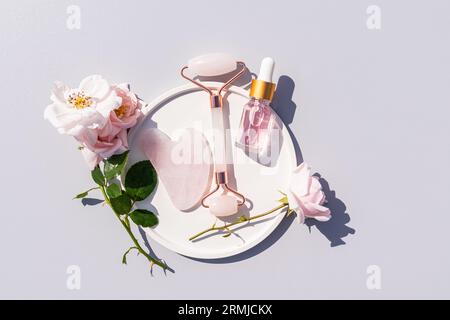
[236,57,277,157]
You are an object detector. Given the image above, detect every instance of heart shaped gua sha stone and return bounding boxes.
[140,128,213,211]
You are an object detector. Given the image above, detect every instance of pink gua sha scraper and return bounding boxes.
[141,128,213,211]
[181,53,247,217]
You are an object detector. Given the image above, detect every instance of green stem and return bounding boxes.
[189,203,289,241]
[99,186,166,270]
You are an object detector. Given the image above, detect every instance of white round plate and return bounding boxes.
[126,82,296,259]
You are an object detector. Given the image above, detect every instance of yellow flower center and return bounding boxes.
[67,91,92,109]
[114,104,128,118]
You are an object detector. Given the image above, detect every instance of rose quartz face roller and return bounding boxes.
[181,53,246,217]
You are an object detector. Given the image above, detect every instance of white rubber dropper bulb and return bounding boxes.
[257,57,275,82]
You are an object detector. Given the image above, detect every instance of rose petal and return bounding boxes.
[50,81,70,105]
[308,177,326,204]
[80,147,102,170]
[288,162,331,224]
[290,162,312,197]
[79,75,111,101]
[95,93,122,118]
[302,202,331,221]
[44,102,77,130]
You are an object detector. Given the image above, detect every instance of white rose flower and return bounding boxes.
[44,75,122,137]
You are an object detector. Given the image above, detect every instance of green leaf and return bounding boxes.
[106,183,122,199]
[124,161,157,201]
[130,209,158,228]
[122,246,138,265]
[104,151,129,181]
[110,194,132,215]
[73,187,99,199]
[74,191,88,199]
[91,165,105,186]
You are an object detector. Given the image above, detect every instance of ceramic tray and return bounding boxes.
[125,82,296,259]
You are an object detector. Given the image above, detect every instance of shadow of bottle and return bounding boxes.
[272,75,303,165]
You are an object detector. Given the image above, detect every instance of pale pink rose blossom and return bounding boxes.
[288,163,331,223]
[77,84,142,169]
[109,83,143,134]
[78,120,128,170]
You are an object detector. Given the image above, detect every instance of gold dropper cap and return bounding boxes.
[249,79,276,101]
[249,57,276,101]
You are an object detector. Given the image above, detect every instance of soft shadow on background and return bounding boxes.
[306,175,355,247]
[81,198,104,206]
[139,227,175,275]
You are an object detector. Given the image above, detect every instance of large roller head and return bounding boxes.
[181,53,247,215]
[188,53,237,77]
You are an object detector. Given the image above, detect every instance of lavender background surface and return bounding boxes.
[0,0,449,299]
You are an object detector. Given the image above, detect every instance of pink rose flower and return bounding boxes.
[77,84,143,169]
[288,163,331,223]
[78,120,128,170]
[109,83,142,133]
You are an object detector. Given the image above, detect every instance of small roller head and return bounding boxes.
[209,194,238,217]
[188,53,237,76]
